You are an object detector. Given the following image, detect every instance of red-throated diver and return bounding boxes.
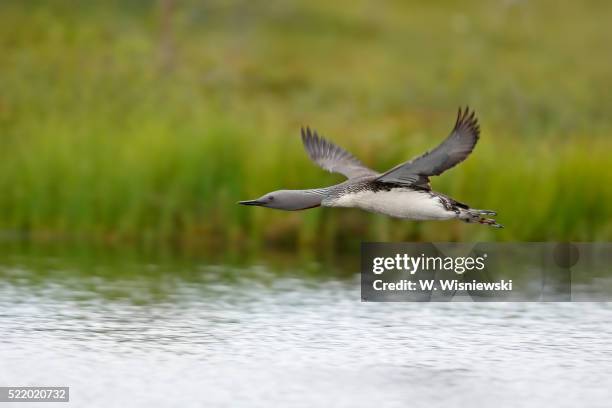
[239,107,502,228]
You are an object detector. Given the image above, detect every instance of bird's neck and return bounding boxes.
[289,187,333,210]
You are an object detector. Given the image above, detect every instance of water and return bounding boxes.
[1,247,611,407]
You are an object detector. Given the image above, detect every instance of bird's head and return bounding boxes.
[238,190,322,211]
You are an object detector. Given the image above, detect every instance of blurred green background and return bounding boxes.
[1,0,611,253]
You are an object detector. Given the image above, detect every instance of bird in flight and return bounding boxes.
[239,107,502,228]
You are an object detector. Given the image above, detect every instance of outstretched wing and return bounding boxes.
[301,127,378,179]
[376,107,480,188]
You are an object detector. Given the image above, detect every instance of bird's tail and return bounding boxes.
[458,208,503,228]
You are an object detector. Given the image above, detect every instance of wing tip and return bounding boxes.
[454,105,480,140]
[300,125,309,144]
[301,125,329,158]
[301,125,318,146]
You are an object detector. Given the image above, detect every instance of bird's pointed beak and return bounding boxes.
[238,199,263,206]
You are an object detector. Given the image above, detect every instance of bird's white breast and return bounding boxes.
[326,188,455,220]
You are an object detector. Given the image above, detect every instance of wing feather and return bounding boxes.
[301,127,378,179]
[376,107,480,188]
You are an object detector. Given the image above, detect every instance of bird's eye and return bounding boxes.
[269,196,275,201]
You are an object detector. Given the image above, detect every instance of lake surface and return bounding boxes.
[1,246,611,407]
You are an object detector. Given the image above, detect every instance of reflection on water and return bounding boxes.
[1,244,611,407]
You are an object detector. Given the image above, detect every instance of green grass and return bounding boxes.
[0,0,611,251]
